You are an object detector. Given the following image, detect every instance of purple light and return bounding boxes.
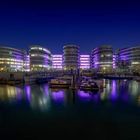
[80,66,90,69]
[80,58,90,60]
[80,64,90,66]
[78,90,91,100]
[53,62,62,64]
[16,88,22,100]
[80,55,90,57]
[52,55,62,57]
[51,90,64,102]
[43,84,49,96]
[110,80,117,101]
[25,85,31,101]
[52,58,62,60]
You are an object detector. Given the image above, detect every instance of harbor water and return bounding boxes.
[0,80,140,139]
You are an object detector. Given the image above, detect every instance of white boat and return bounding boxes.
[49,77,71,88]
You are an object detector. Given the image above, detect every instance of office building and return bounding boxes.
[91,45,113,73]
[0,46,29,72]
[117,46,140,73]
[63,45,80,70]
[29,45,52,71]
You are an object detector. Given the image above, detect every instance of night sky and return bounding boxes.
[0,0,140,53]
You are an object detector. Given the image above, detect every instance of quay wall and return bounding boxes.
[0,72,26,80]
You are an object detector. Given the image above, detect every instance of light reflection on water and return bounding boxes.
[0,80,140,111]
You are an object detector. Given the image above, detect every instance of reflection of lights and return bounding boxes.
[78,90,91,99]
[25,86,31,101]
[137,96,140,106]
[0,85,22,101]
[39,98,48,105]
[51,91,64,102]
[130,81,139,96]
[100,92,106,100]
[110,80,117,100]
[42,84,49,96]
[30,94,50,111]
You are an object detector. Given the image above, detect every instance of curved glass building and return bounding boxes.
[0,46,28,72]
[29,45,52,71]
[91,45,113,73]
[118,46,140,73]
[63,45,80,70]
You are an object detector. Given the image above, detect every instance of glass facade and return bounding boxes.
[0,46,29,72]
[0,45,139,73]
[91,45,113,73]
[29,45,52,71]
[63,45,80,70]
[117,46,140,73]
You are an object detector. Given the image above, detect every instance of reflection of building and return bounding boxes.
[117,46,140,73]
[63,45,80,70]
[91,45,113,73]
[80,55,90,69]
[0,46,29,72]
[52,55,63,69]
[0,85,22,101]
[29,45,52,71]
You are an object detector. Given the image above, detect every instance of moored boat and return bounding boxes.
[49,77,71,88]
[79,78,99,91]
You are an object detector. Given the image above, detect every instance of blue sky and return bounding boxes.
[0,0,140,53]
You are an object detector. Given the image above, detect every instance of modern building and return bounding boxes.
[52,55,63,69]
[0,46,29,72]
[117,46,140,73]
[29,45,52,71]
[80,55,90,69]
[63,44,80,70]
[91,45,113,73]
[23,54,30,72]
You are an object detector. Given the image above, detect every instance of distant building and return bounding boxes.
[0,46,29,72]
[117,46,140,73]
[91,45,113,73]
[29,45,52,71]
[0,44,139,73]
[80,55,90,69]
[63,45,80,70]
[52,55,63,69]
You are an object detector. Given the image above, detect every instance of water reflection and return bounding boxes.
[25,85,31,101]
[0,80,140,110]
[0,85,23,102]
[28,84,51,111]
[51,90,65,103]
[110,80,118,101]
[77,90,92,100]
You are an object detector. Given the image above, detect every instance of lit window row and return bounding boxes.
[94,62,113,65]
[32,64,51,68]
[0,58,23,62]
[31,54,52,60]
[31,47,51,54]
[131,62,140,64]
[0,62,23,65]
